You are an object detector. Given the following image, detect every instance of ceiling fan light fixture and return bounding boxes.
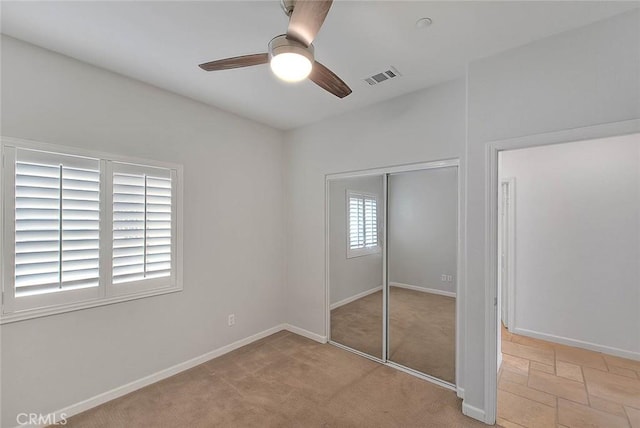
[268,35,314,83]
[198,1,352,98]
[270,53,312,82]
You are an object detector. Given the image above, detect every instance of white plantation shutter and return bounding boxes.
[2,139,182,321]
[349,196,365,249]
[363,197,377,248]
[348,192,379,257]
[112,164,172,284]
[14,149,100,297]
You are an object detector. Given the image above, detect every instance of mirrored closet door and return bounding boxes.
[386,167,458,384]
[327,162,458,386]
[328,175,384,359]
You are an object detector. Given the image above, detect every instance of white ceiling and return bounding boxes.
[1,1,637,130]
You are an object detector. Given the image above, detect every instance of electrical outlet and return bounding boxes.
[441,274,447,281]
[228,314,235,326]
[447,275,453,282]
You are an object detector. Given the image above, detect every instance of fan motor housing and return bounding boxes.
[268,35,314,63]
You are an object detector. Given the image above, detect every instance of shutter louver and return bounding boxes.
[112,169,172,284]
[14,153,100,296]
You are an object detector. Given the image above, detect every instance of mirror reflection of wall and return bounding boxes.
[329,175,383,359]
[387,167,457,383]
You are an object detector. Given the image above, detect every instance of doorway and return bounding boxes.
[492,131,640,427]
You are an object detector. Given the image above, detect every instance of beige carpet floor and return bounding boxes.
[63,331,482,427]
[331,287,456,383]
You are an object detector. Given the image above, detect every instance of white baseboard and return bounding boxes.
[390,282,456,298]
[462,401,486,423]
[513,327,640,361]
[329,285,382,310]
[284,323,327,344]
[456,387,464,400]
[330,283,455,311]
[497,352,503,372]
[39,324,289,428]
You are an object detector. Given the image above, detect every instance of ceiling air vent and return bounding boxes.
[363,67,401,86]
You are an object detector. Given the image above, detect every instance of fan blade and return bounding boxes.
[309,61,352,98]
[287,0,333,47]
[199,53,268,71]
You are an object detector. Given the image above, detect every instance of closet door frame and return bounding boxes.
[325,158,461,391]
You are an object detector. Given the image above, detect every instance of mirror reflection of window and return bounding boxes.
[347,191,379,258]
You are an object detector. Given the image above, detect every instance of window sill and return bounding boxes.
[0,285,182,324]
[347,246,381,259]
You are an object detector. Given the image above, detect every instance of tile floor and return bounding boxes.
[498,326,640,428]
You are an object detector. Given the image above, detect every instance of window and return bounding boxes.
[14,151,101,297]
[347,191,380,258]
[110,162,175,296]
[1,139,182,322]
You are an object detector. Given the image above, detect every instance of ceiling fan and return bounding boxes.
[198,0,352,98]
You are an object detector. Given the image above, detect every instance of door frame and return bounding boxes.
[483,118,640,424]
[498,177,515,331]
[325,158,461,392]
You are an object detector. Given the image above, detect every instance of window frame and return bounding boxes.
[1,137,184,324]
[346,190,381,259]
[108,161,177,297]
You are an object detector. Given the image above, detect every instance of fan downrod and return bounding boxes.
[280,0,295,17]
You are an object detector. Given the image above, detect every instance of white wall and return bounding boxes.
[466,9,640,419]
[388,167,457,294]
[329,176,383,306]
[500,135,640,358]
[0,36,286,427]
